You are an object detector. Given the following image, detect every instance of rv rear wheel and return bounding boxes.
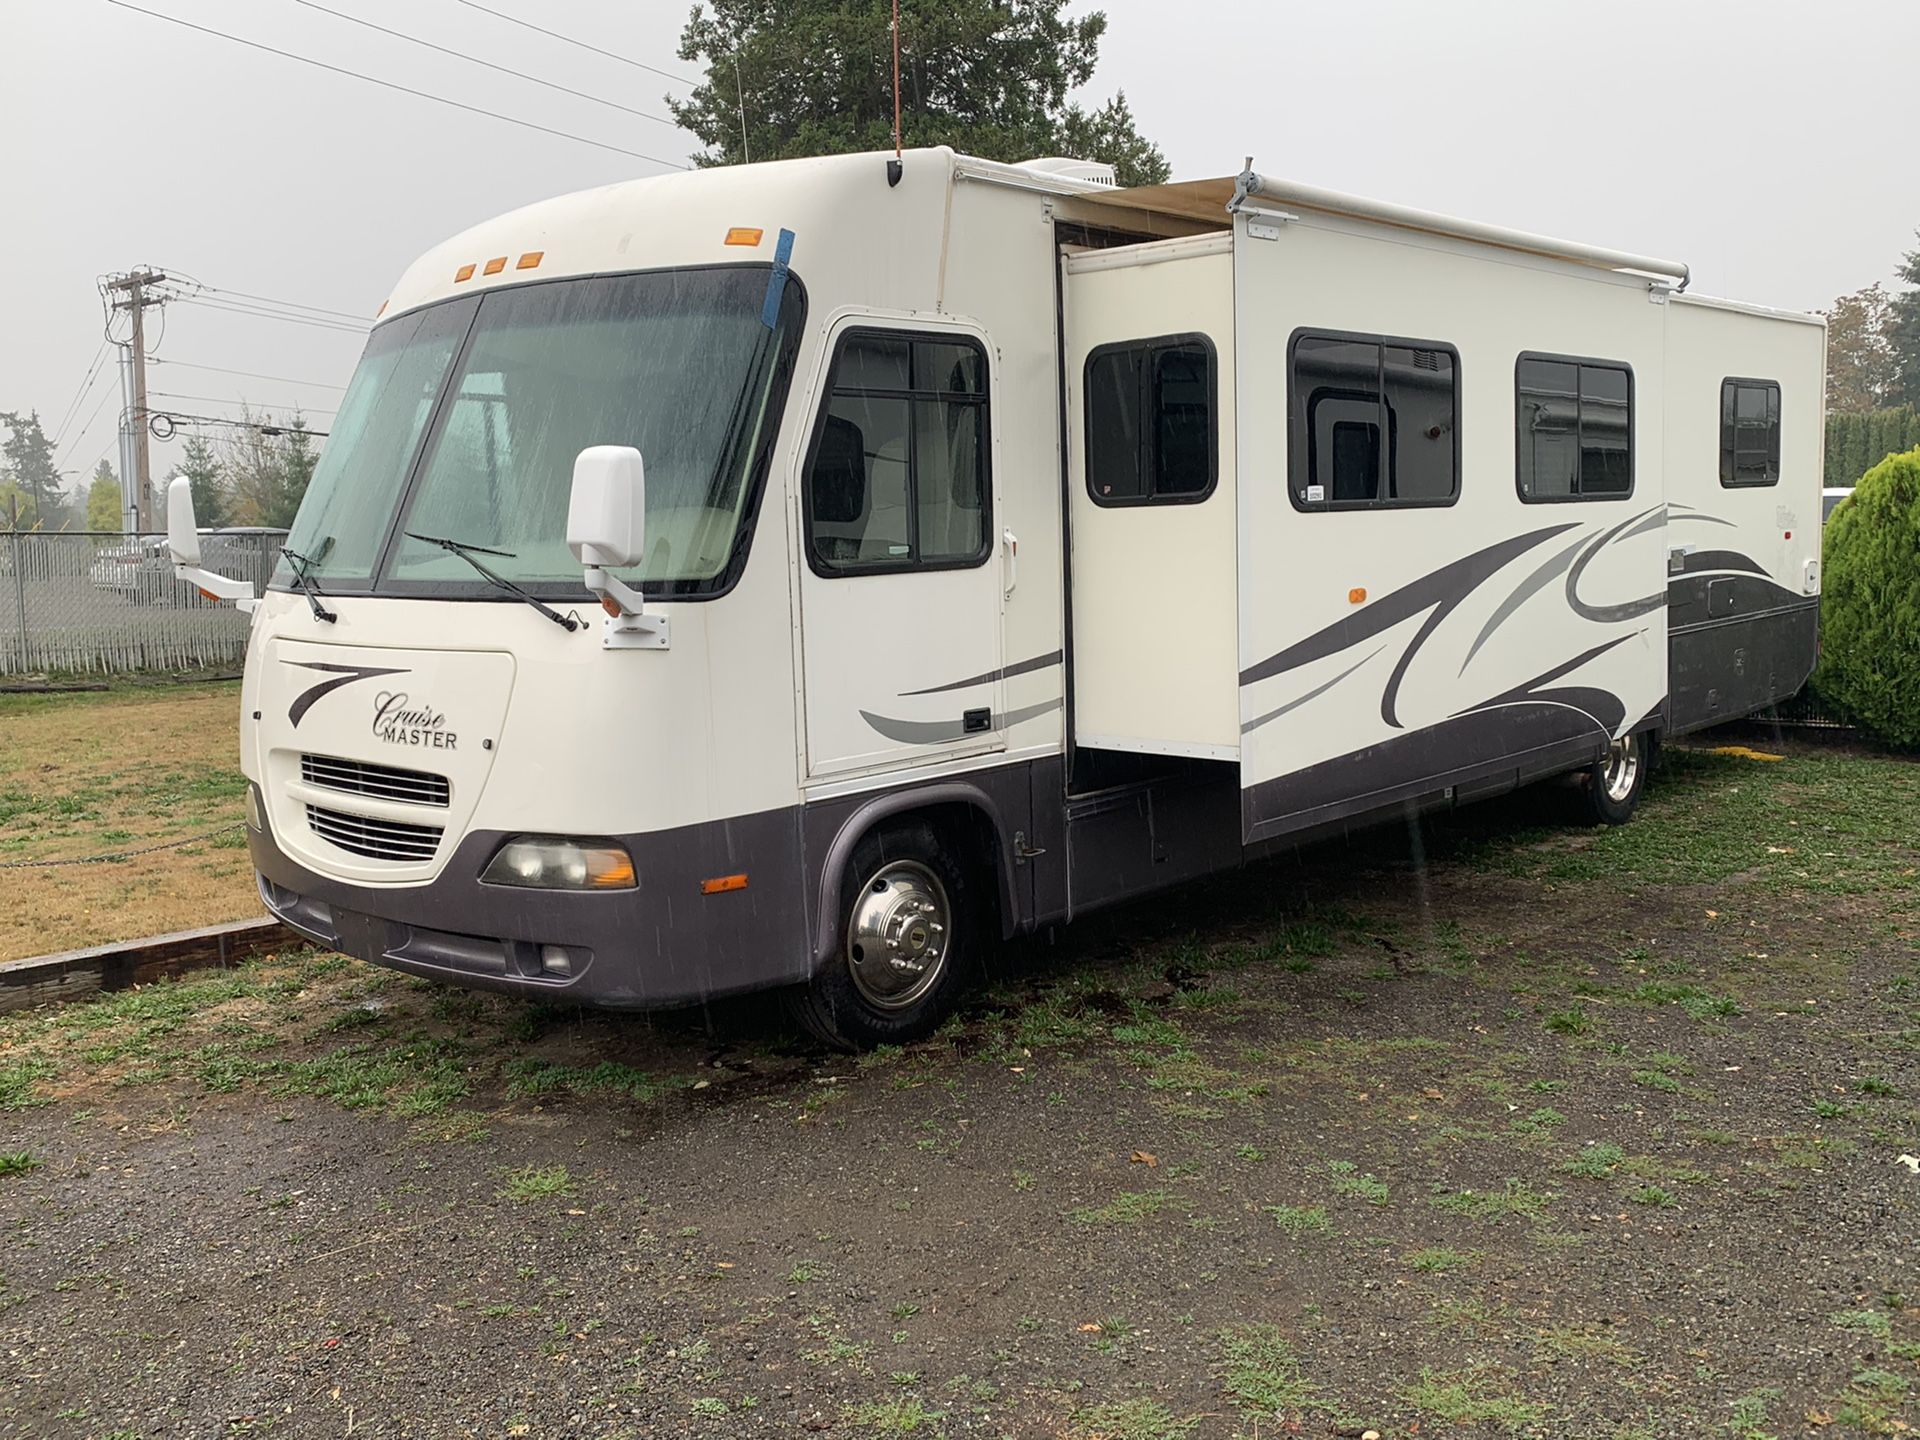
[789,821,977,1051]
[1582,731,1649,826]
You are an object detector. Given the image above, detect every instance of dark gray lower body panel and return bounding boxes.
[1668,598,1819,736]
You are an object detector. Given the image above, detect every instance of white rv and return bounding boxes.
[170,149,1825,1047]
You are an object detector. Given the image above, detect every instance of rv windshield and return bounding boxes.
[277,264,803,598]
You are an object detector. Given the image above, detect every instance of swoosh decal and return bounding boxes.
[859,697,1063,745]
[898,650,1063,697]
[1241,646,1385,735]
[286,662,409,728]
[1459,534,1587,675]
[1239,522,1580,690]
[1565,507,1665,623]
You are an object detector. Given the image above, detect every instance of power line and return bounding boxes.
[293,0,680,129]
[151,391,340,416]
[56,387,122,467]
[50,341,112,447]
[151,358,348,391]
[106,1,691,171]
[447,0,699,87]
[146,410,332,440]
[192,285,369,325]
[172,294,370,336]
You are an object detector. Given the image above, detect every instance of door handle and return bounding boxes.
[1002,528,1018,598]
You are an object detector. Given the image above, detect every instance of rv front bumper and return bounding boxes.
[247,794,810,1009]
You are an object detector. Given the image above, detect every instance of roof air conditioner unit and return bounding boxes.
[1014,156,1119,189]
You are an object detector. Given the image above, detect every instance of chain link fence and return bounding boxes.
[0,530,286,677]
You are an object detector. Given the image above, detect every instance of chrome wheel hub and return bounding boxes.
[845,859,951,1010]
[1602,735,1639,803]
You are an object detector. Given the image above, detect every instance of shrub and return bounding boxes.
[1812,447,1920,746]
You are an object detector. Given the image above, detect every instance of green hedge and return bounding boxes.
[1826,406,1920,489]
[1811,446,1920,746]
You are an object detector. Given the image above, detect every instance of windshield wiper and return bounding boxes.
[279,546,337,624]
[404,532,581,632]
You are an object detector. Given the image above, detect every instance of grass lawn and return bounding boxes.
[0,733,1917,1436]
[0,681,257,960]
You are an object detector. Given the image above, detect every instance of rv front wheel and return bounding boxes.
[789,821,977,1050]
[1583,732,1648,825]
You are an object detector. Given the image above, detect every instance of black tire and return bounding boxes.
[786,820,980,1051]
[1581,730,1649,826]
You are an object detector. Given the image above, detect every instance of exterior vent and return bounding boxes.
[301,753,450,808]
[306,803,443,862]
[1014,156,1118,188]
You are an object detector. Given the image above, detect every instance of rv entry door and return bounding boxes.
[796,321,1007,781]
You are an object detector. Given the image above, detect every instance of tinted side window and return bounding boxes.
[1289,331,1458,509]
[806,331,990,574]
[1516,355,1634,501]
[1084,335,1217,505]
[1720,378,1781,487]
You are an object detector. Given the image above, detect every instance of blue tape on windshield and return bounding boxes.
[760,228,795,329]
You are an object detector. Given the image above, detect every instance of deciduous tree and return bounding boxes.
[85,459,121,531]
[671,0,1170,186]
[1825,281,1896,415]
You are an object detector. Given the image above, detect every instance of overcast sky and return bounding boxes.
[5,0,1915,497]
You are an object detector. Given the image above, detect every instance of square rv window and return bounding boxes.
[1516,354,1634,502]
[1083,335,1217,506]
[805,329,991,576]
[1288,331,1458,510]
[1720,378,1781,487]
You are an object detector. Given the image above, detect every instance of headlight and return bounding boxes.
[245,785,264,832]
[481,836,636,890]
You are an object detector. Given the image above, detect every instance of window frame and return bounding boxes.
[1082,331,1219,508]
[1513,350,1636,505]
[1286,327,1462,513]
[801,324,994,580]
[1719,376,1782,488]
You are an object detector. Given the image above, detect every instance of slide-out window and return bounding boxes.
[804,330,991,576]
[1720,378,1781,487]
[1516,354,1634,502]
[1084,335,1217,505]
[1288,330,1459,509]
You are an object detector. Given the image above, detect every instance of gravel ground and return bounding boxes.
[0,738,1916,1439]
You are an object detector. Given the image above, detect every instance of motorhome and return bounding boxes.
[170,148,1825,1048]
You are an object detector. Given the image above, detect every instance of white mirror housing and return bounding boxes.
[567,445,648,568]
[166,476,202,567]
[165,476,256,613]
[566,446,668,650]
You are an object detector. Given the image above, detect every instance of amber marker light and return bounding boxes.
[591,855,638,889]
[454,263,476,283]
[700,873,749,895]
[516,251,544,269]
[724,227,765,247]
[1349,587,1368,605]
[483,256,508,275]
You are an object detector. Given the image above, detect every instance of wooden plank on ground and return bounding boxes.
[0,916,303,1014]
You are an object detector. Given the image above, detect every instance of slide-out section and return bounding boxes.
[1062,234,1238,762]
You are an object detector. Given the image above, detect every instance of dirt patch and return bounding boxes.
[0,681,256,960]
[0,741,1917,1437]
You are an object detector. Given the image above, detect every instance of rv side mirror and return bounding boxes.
[567,446,668,650]
[566,445,647,568]
[166,477,202,567]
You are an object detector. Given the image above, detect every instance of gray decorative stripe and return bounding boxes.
[897,650,1064,697]
[1668,504,1737,528]
[1620,505,1669,542]
[1565,507,1665,623]
[1458,631,1641,717]
[1241,646,1386,736]
[1239,522,1580,689]
[1459,534,1587,675]
[859,697,1063,745]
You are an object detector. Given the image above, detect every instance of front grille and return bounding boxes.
[301,753,449,807]
[306,803,443,862]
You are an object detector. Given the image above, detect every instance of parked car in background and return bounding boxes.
[90,528,283,607]
[1823,486,1853,523]
[88,537,176,598]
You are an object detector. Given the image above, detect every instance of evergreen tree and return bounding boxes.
[1891,232,1920,407]
[172,433,229,529]
[0,411,66,528]
[85,459,122,532]
[670,0,1170,186]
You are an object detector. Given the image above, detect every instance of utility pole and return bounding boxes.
[104,269,167,532]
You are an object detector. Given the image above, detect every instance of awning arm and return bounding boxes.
[1228,161,1690,291]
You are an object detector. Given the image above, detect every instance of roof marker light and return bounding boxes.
[483,256,508,275]
[454,263,476,283]
[725,227,765,247]
[516,251,544,269]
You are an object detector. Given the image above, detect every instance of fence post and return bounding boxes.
[8,531,26,675]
